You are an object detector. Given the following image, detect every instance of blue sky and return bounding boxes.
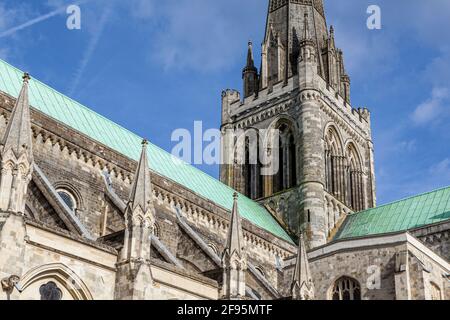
[0,0,449,205]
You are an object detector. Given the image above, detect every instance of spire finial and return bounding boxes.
[291,231,315,300]
[225,191,245,257]
[128,139,153,213]
[221,192,247,299]
[1,71,33,159]
[22,72,30,83]
[245,40,255,68]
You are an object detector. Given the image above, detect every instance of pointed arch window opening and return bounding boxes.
[39,281,63,301]
[346,145,364,212]
[244,137,252,198]
[272,123,297,195]
[288,134,297,189]
[325,128,366,212]
[243,135,265,200]
[276,132,284,193]
[325,129,345,203]
[332,277,361,301]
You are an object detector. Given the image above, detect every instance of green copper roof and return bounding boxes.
[335,186,450,240]
[0,59,293,243]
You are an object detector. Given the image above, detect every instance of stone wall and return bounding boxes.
[280,233,450,300]
[0,92,296,300]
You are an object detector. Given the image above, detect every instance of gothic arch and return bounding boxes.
[324,124,345,202]
[153,222,161,238]
[323,123,344,155]
[267,116,299,141]
[53,181,84,211]
[345,142,365,211]
[344,140,364,167]
[266,117,299,194]
[234,127,265,199]
[329,276,361,300]
[19,263,93,300]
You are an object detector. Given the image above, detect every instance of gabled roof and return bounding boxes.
[0,58,293,243]
[335,186,450,240]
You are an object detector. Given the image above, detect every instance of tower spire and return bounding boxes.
[226,192,245,256]
[0,73,34,213]
[221,192,247,299]
[261,0,328,82]
[242,41,259,98]
[2,73,33,160]
[291,233,315,300]
[121,138,155,263]
[128,139,153,213]
[246,41,255,68]
[116,139,156,299]
[329,25,336,48]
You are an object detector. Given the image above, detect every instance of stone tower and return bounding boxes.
[220,0,376,248]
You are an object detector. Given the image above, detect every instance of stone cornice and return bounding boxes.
[320,95,370,145]
[232,93,295,130]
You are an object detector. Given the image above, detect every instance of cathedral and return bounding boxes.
[0,0,449,300]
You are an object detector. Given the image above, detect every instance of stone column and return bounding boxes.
[298,90,326,247]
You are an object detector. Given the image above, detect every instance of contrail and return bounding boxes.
[68,5,112,96]
[0,0,89,38]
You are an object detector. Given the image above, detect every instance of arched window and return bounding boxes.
[288,135,297,188]
[346,144,364,211]
[244,137,252,197]
[324,127,345,202]
[57,189,77,212]
[332,277,361,300]
[256,141,264,199]
[242,131,265,200]
[273,123,296,194]
[39,281,62,300]
[274,129,284,193]
[153,222,160,238]
[20,263,93,300]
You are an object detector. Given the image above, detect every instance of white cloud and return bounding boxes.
[398,140,417,153]
[124,0,264,73]
[429,158,450,180]
[412,87,450,125]
[0,0,90,39]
